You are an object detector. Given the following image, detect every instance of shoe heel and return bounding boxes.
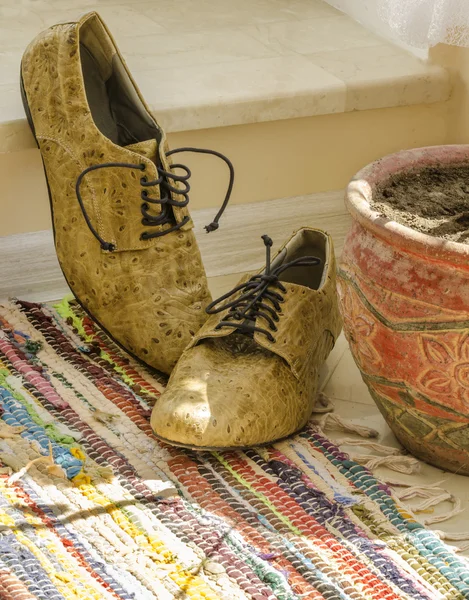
[20,66,39,149]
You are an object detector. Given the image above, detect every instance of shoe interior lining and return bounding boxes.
[270,229,329,290]
[79,15,161,147]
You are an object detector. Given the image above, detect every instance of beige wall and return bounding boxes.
[431,45,469,144]
[0,101,448,236]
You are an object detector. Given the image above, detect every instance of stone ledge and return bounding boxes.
[0,1,450,152]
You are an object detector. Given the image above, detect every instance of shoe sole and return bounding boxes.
[20,67,167,378]
[152,423,310,452]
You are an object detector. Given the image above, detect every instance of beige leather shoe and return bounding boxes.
[151,228,342,449]
[21,12,233,374]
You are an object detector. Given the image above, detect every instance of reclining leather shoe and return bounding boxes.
[21,12,233,374]
[151,228,342,449]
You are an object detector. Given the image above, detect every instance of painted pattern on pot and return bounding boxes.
[339,146,469,475]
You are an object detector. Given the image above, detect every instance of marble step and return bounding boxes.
[1,0,450,153]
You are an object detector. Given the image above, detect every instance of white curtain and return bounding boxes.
[326,0,469,49]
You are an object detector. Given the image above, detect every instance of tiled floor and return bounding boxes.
[1,0,449,149]
[0,191,351,302]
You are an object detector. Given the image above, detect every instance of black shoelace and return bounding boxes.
[206,235,321,342]
[75,146,234,251]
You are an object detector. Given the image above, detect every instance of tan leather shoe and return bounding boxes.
[151,228,342,449]
[20,12,233,375]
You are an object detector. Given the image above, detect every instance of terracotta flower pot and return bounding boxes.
[338,145,469,474]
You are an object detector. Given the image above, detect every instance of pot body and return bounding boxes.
[339,146,469,474]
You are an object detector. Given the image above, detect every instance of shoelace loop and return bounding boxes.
[206,235,321,342]
[75,146,234,251]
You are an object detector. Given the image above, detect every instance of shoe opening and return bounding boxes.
[79,14,161,147]
[270,229,329,290]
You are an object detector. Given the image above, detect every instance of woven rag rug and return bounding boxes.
[0,298,468,600]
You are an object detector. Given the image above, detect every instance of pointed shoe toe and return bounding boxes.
[151,336,308,449]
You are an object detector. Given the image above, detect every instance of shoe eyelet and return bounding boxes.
[140,163,146,171]
[140,177,148,185]
[140,232,150,241]
[141,190,148,199]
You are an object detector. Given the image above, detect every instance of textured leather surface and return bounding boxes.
[21,12,211,374]
[151,228,342,448]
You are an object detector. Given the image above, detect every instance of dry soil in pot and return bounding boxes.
[372,164,469,243]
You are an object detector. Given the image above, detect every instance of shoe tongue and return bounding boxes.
[126,139,158,164]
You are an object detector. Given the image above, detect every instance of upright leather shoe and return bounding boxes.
[21,12,233,374]
[151,228,342,449]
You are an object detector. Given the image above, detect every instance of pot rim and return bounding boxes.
[346,144,469,266]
